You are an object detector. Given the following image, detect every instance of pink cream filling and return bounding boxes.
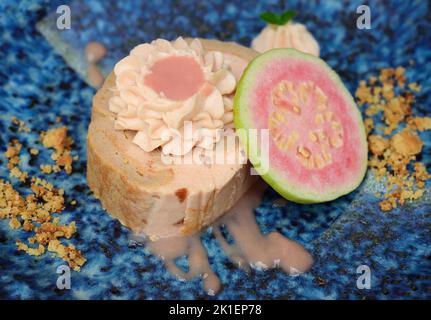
[252,59,365,192]
[144,56,205,101]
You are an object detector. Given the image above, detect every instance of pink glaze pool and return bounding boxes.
[144,56,205,100]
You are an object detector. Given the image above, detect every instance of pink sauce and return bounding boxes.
[147,235,221,295]
[144,56,205,100]
[136,180,313,295]
[215,181,313,274]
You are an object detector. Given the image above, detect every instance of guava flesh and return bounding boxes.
[234,49,367,203]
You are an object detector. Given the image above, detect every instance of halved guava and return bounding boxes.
[234,49,367,203]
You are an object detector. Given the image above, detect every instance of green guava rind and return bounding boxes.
[234,48,368,203]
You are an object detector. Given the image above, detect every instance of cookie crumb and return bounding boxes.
[9,217,21,229]
[40,164,53,174]
[408,117,431,131]
[11,116,30,133]
[16,241,46,256]
[30,148,39,156]
[408,82,421,92]
[391,129,423,156]
[40,127,74,174]
[368,135,389,156]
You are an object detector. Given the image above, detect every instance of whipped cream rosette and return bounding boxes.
[252,22,320,56]
[108,37,237,156]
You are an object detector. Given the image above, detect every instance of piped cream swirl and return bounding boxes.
[109,37,237,156]
[252,22,320,56]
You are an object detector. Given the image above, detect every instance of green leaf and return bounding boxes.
[259,9,297,26]
[259,12,282,25]
[280,10,296,25]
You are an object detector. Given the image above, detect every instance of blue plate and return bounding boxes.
[0,0,430,299]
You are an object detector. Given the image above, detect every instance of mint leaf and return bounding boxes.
[260,12,282,25]
[280,10,296,25]
[259,9,297,26]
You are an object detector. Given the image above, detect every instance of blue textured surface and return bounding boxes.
[0,0,430,299]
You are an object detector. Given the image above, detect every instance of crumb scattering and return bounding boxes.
[0,177,86,271]
[356,67,430,211]
[1,119,85,271]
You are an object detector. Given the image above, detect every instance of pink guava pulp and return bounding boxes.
[251,58,365,193]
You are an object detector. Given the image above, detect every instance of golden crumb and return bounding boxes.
[391,129,423,156]
[1,177,85,270]
[11,116,30,133]
[16,241,46,256]
[9,217,21,229]
[413,162,431,182]
[48,239,86,272]
[364,118,374,135]
[369,76,378,85]
[408,117,431,132]
[23,220,35,232]
[41,127,70,151]
[40,127,74,174]
[356,66,430,211]
[40,164,53,174]
[355,81,373,105]
[4,140,28,182]
[379,200,393,212]
[1,130,85,271]
[5,142,20,158]
[10,167,29,182]
[408,82,421,92]
[368,135,389,156]
[30,148,39,156]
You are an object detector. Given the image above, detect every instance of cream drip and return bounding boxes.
[109,37,237,156]
[252,22,320,56]
[131,180,313,295]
